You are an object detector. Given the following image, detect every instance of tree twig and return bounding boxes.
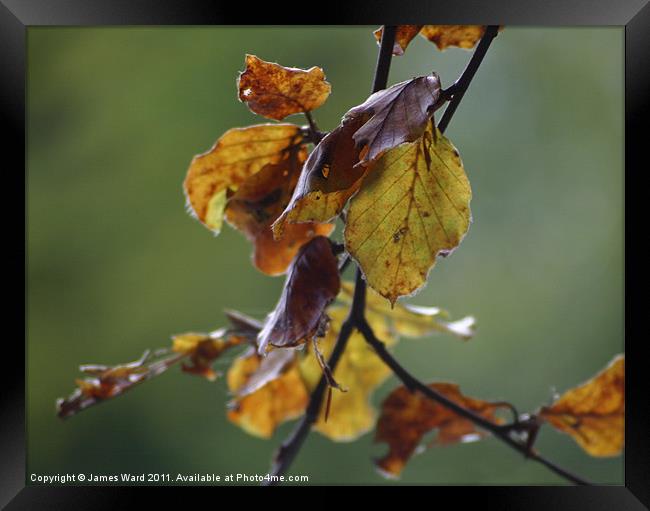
[438,25,500,133]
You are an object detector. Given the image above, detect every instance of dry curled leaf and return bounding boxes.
[373,25,423,56]
[375,382,508,477]
[539,354,624,457]
[238,55,331,121]
[299,307,396,441]
[339,281,475,340]
[345,124,472,304]
[227,349,309,438]
[273,115,370,237]
[344,74,442,164]
[419,25,488,51]
[184,124,304,234]
[257,236,341,353]
[225,145,333,275]
[56,350,183,419]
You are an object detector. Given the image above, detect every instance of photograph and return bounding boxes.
[2,1,646,505]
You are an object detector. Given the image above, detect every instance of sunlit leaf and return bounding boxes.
[375,382,508,477]
[339,281,475,340]
[184,124,305,234]
[227,349,309,438]
[238,55,331,121]
[299,307,396,441]
[225,146,333,275]
[373,25,423,56]
[539,354,624,457]
[344,74,442,164]
[172,331,245,381]
[257,236,341,353]
[345,124,472,304]
[273,115,370,236]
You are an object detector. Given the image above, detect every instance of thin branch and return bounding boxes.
[358,318,591,485]
[304,111,326,144]
[438,25,500,134]
[263,26,397,485]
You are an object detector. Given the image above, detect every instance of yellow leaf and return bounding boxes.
[373,25,424,56]
[184,124,304,234]
[299,307,396,441]
[345,124,472,304]
[339,281,476,340]
[238,55,331,121]
[227,350,309,438]
[539,354,624,457]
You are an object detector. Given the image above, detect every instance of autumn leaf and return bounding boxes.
[224,145,333,275]
[257,236,341,353]
[345,124,472,304]
[172,331,245,381]
[373,25,423,56]
[238,55,331,121]
[419,25,488,51]
[344,74,442,164]
[339,281,476,340]
[539,354,624,457]
[375,383,508,477]
[227,348,309,438]
[273,115,370,236]
[56,350,183,419]
[299,307,396,441]
[184,123,305,234]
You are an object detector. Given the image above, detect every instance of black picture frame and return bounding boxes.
[3,0,647,507]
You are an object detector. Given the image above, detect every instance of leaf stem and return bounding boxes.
[263,26,397,485]
[438,25,499,134]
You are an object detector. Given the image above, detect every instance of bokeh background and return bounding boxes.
[27,27,624,485]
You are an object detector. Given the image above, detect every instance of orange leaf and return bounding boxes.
[257,236,340,353]
[184,124,305,234]
[225,146,333,275]
[172,332,245,381]
[373,25,423,56]
[539,354,624,457]
[227,349,308,438]
[238,55,331,121]
[375,383,508,477]
[419,25,489,51]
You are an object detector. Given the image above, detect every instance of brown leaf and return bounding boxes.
[375,383,508,477]
[373,25,423,56]
[419,25,488,50]
[257,236,341,353]
[539,354,624,457]
[184,123,305,234]
[224,145,334,275]
[344,74,442,164]
[273,115,370,236]
[226,349,308,438]
[238,55,331,121]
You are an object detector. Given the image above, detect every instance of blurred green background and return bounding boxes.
[27,27,623,485]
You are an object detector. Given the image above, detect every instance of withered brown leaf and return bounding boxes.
[344,74,442,164]
[375,382,508,477]
[238,55,331,121]
[420,25,488,51]
[273,115,370,237]
[225,145,334,275]
[539,354,624,457]
[257,236,341,353]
